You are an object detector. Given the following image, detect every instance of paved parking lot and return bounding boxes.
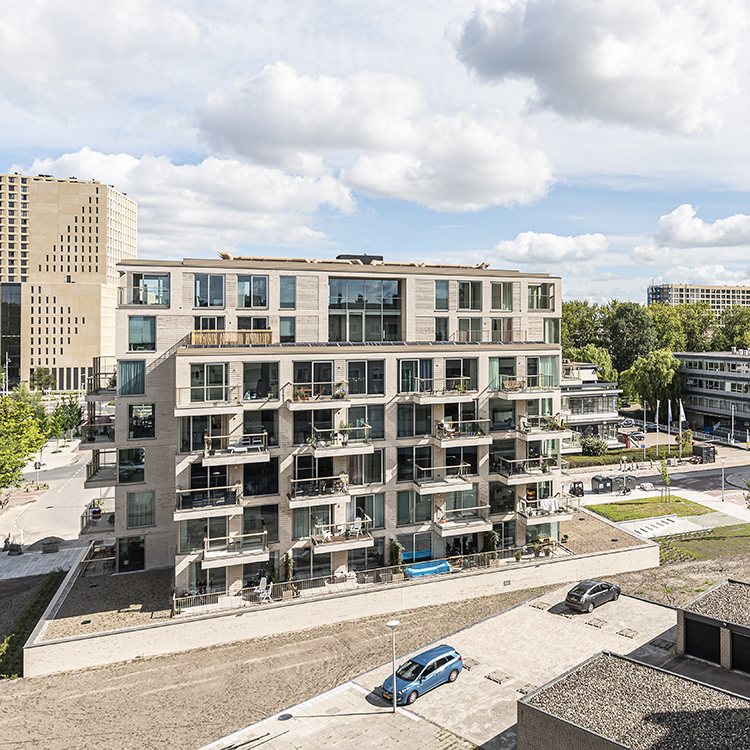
[203,585,676,750]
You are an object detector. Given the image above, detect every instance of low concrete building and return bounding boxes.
[518,651,750,749]
[677,579,750,673]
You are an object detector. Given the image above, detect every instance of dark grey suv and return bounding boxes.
[565,580,620,613]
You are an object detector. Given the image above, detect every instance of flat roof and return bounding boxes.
[676,352,750,359]
[684,580,750,628]
[524,652,750,749]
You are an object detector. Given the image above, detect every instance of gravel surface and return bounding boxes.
[560,510,644,555]
[0,574,47,640]
[529,652,750,749]
[686,581,750,626]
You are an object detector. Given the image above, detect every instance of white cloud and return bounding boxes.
[198,63,554,212]
[491,230,607,264]
[16,149,356,258]
[450,0,746,133]
[660,264,750,285]
[652,204,750,248]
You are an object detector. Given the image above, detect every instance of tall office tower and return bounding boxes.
[0,173,136,388]
[84,254,569,607]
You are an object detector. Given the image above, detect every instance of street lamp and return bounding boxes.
[731,404,736,444]
[721,459,726,502]
[386,619,400,713]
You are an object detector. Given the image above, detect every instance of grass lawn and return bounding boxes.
[565,445,683,469]
[589,495,710,522]
[660,524,750,563]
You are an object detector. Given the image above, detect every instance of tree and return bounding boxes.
[601,301,657,372]
[620,349,682,412]
[564,344,618,383]
[678,302,714,352]
[10,382,48,430]
[60,394,82,438]
[0,397,47,488]
[659,459,671,491]
[30,367,55,391]
[48,409,65,451]
[581,437,608,456]
[561,300,602,350]
[712,305,750,351]
[647,303,686,352]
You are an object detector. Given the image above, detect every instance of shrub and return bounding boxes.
[581,437,608,456]
[388,538,404,567]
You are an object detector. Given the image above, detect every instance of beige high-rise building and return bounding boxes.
[0,172,136,388]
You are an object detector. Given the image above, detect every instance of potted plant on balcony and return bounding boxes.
[514,549,522,562]
[332,383,348,399]
[388,538,405,582]
[483,529,501,566]
[293,388,305,401]
[543,545,552,557]
[338,421,352,445]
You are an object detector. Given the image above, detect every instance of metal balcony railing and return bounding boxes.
[285,381,350,403]
[176,385,242,406]
[408,376,478,396]
[436,504,491,524]
[488,374,557,393]
[517,415,567,434]
[310,423,371,448]
[174,484,242,512]
[201,431,268,455]
[435,418,491,441]
[204,531,268,557]
[451,329,527,343]
[311,515,373,546]
[290,474,350,499]
[412,460,471,484]
[495,457,557,477]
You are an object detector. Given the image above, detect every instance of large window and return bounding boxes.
[435,317,448,341]
[127,490,155,528]
[293,360,333,396]
[195,316,225,331]
[348,450,384,485]
[348,538,385,570]
[490,399,514,431]
[179,414,223,453]
[445,485,478,516]
[195,274,224,308]
[446,445,477,474]
[347,360,385,395]
[397,490,431,525]
[118,448,145,484]
[354,494,385,528]
[243,362,279,400]
[435,280,449,310]
[328,278,401,342]
[397,446,431,482]
[118,360,145,396]
[458,318,481,342]
[128,404,155,439]
[236,316,266,330]
[399,359,432,393]
[244,410,278,446]
[445,358,477,391]
[279,276,296,309]
[492,318,514,343]
[179,517,226,554]
[491,282,512,311]
[458,281,481,310]
[526,356,558,388]
[489,483,515,514]
[237,275,268,308]
[348,405,384,440]
[544,318,560,344]
[279,317,295,343]
[528,282,554,311]
[244,504,279,543]
[244,457,279,497]
[293,409,333,445]
[190,363,228,402]
[128,316,155,351]
[489,439,515,473]
[489,357,516,389]
[397,403,431,437]
[292,547,331,581]
[292,505,331,539]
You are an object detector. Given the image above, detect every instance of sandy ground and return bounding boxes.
[0,574,47,640]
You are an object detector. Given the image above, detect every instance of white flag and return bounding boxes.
[679,400,686,424]
[655,400,660,428]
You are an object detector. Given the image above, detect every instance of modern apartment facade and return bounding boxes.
[0,173,136,387]
[560,361,621,453]
[647,282,750,315]
[677,350,750,438]
[85,255,568,595]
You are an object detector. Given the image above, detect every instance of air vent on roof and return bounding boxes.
[336,254,384,264]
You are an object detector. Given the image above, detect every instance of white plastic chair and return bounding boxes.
[258,581,273,604]
[350,518,363,537]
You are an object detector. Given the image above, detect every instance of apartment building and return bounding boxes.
[560,361,621,453]
[647,282,750,315]
[84,254,568,595]
[0,173,136,387]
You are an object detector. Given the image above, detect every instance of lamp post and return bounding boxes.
[731,404,736,444]
[386,619,400,713]
[721,459,726,502]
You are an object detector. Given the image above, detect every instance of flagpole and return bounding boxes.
[655,399,660,459]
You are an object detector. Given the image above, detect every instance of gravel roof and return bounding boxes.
[685,581,750,627]
[527,652,750,749]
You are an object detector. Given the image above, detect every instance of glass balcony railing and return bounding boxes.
[489,374,557,393]
[175,485,241,512]
[176,385,242,406]
[204,531,268,558]
[290,475,350,499]
[118,286,170,306]
[284,381,350,403]
[435,418,491,441]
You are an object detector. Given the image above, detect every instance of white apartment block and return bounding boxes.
[647,282,750,315]
[84,254,569,597]
[0,173,136,388]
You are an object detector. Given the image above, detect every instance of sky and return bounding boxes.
[4,0,750,303]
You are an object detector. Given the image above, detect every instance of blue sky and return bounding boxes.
[4,0,750,304]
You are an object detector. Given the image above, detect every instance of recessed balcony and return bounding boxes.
[433,418,493,448]
[202,531,269,569]
[79,419,115,450]
[516,415,572,441]
[118,285,170,307]
[174,385,242,415]
[494,457,559,485]
[488,374,558,400]
[80,497,115,536]
[173,484,243,521]
[288,475,350,509]
[86,356,117,401]
[433,504,492,537]
[84,450,117,489]
[519,494,576,525]
[309,515,374,554]
[408,377,478,405]
[307,424,374,458]
[285,380,351,411]
[200,431,271,466]
[412,462,473,495]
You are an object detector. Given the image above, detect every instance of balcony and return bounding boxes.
[310,515,374,554]
[289,475,350,509]
[118,286,170,307]
[186,330,272,347]
[519,493,576,525]
[412,462,473,495]
[284,381,350,411]
[201,431,270,466]
[86,356,117,400]
[79,419,115,450]
[307,424,373,458]
[433,418,492,448]
[489,374,558,400]
[409,377,478,405]
[84,450,117,489]
[433,504,492,537]
[173,484,243,521]
[80,497,115,535]
[175,385,242,414]
[494,457,558,485]
[202,531,269,569]
[450,329,527,343]
[516,415,572,440]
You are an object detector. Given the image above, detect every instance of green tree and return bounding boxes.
[647,303,686,352]
[11,382,47,429]
[620,349,682,412]
[602,301,656,372]
[561,300,602,350]
[0,397,47,488]
[678,302,714,352]
[60,394,82,437]
[564,344,618,383]
[30,367,55,391]
[49,406,66,450]
[712,305,750,351]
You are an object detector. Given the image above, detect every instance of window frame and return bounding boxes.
[279,276,296,310]
[458,281,481,311]
[236,274,269,309]
[194,273,225,309]
[128,316,156,352]
[127,490,155,528]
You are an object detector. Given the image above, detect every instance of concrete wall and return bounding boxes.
[24,540,658,677]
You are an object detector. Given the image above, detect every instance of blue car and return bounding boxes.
[381,644,462,705]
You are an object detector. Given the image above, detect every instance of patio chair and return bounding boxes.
[252,577,267,596]
[349,518,363,537]
[257,581,273,604]
[319,526,333,543]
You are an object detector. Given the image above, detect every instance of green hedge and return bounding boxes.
[0,568,66,679]
[565,445,682,469]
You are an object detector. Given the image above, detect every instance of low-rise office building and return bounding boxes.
[648,282,750,315]
[85,254,570,596]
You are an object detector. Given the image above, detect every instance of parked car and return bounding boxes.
[630,431,645,441]
[620,400,631,408]
[619,418,635,428]
[645,423,659,432]
[565,580,621,613]
[381,645,462,705]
